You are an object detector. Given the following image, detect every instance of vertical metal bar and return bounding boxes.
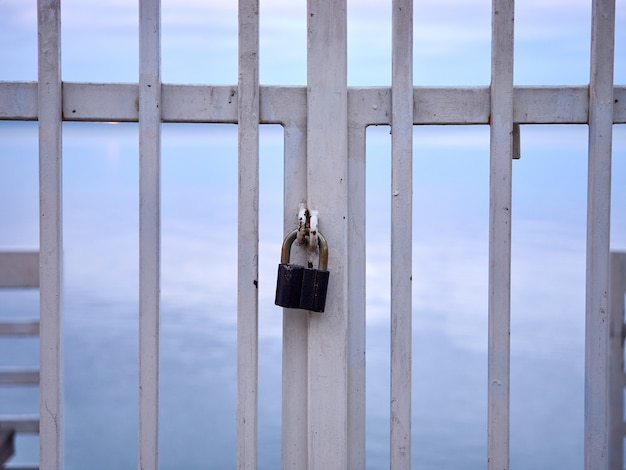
[608,252,625,470]
[282,120,308,470]
[306,0,349,467]
[237,0,260,467]
[390,0,413,468]
[347,118,366,469]
[138,0,161,468]
[37,1,63,468]
[585,1,615,467]
[488,0,514,469]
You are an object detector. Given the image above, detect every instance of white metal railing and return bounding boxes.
[0,0,624,469]
[237,0,260,467]
[36,2,63,469]
[487,1,515,466]
[390,1,413,467]
[137,1,161,468]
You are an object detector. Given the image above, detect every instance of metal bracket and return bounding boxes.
[308,210,319,250]
[294,205,321,268]
[297,203,307,245]
[512,123,521,160]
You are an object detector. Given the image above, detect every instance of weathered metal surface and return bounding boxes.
[37,0,63,469]
[585,0,615,469]
[306,0,352,467]
[488,0,514,468]
[138,0,162,469]
[514,86,589,124]
[236,0,260,468]
[63,82,138,122]
[346,89,367,470]
[390,0,413,468]
[281,111,309,470]
[2,82,626,125]
[0,81,37,120]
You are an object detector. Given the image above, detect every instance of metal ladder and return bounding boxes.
[0,251,40,470]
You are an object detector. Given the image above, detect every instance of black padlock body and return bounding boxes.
[275,263,305,309]
[299,268,330,312]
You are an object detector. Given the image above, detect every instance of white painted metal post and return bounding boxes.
[488,0,514,469]
[347,107,367,469]
[390,0,413,468]
[37,1,63,468]
[608,252,625,470]
[306,0,350,467]
[282,117,309,469]
[237,0,260,468]
[585,1,615,467]
[138,0,161,468]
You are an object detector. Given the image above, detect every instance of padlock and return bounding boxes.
[298,232,329,312]
[275,230,304,309]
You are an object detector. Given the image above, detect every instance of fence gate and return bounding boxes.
[0,0,625,469]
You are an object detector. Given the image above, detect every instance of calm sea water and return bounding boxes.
[2,120,623,469]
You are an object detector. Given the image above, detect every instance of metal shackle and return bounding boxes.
[280,229,328,271]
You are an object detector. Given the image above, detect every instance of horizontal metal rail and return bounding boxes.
[0,322,39,337]
[0,417,39,434]
[2,465,40,470]
[0,252,39,289]
[0,82,625,125]
[0,369,39,386]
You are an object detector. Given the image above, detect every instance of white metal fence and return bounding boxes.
[0,0,625,469]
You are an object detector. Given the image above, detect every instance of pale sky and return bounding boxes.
[1,0,623,84]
